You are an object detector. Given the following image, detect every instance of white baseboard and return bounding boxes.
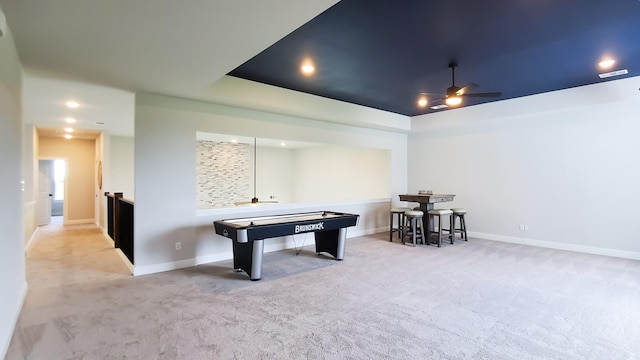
[102,234,115,247]
[115,249,135,274]
[136,227,380,276]
[137,239,316,276]
[64,218,95,225]
[134,258,199,276]
[1,281,28,360]
[195,236,317,266]
[349,226,387,237]
[25,227,41,252]
[100,230,132,275]
[196,251,235,266]
[470,231,640,261]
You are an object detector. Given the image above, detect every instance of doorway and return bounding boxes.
[37,159,66,225]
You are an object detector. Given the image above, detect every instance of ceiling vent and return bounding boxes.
[598,69,629,79]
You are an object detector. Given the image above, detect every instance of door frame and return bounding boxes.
[38,156,69,225]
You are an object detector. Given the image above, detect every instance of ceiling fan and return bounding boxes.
[234,137,278,206]
[425,62,502,108]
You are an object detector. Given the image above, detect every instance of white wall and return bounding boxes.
[0,12,27,358]
[408,76,640,259]
[109,135,135,200]
[23,125,38,246]
[134,93,408,275]
[293,145,391,202]
[256,146,295,203]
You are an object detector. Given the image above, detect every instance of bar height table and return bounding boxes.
[399,193,456,243]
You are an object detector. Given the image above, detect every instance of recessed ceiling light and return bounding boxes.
[64,128,74,133]
[64,134,72,139]
[66,101,79,108]
[300,59,315,76]
[280,142,287,147]
[301,64,315,75]
[598,59,616,69]
[417,96,428,107]
[230,139,238,143]
[65,117,76,123]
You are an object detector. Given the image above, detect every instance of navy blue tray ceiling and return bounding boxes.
[228,0,640,116]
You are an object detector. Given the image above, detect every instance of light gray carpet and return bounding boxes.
[6,224,640,359]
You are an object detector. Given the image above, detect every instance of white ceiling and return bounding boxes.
[1,0,340,137]
[24,76,135,137]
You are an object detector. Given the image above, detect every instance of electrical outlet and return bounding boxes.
[519,224,524,231]
[175,242,182,251]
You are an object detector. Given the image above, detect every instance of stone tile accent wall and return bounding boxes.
[196,141,251,209]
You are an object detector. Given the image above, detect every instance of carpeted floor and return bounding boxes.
[5,223,640,359]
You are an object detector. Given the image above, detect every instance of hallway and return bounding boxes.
[25,221,131,289]
[6,222,131,359]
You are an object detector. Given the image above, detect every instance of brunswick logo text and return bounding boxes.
[295,222,324,233]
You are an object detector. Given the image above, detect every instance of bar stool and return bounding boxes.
[427,209,454,247]
[451,208,468,241]
[402,210,425,247]
[389,207,412,242]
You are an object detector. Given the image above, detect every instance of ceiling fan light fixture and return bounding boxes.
[430,104,448,110]
[445,96,462,106]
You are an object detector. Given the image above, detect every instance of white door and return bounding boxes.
[36,160,53,226]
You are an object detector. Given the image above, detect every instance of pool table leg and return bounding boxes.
[232,239,264,280]
[315,228,347,260]
[250,240,264,280]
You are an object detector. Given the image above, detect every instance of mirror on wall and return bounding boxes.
[196,132,391,209]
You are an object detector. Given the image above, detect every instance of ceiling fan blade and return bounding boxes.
[455,83,478,95]
[461,91,502,98]
[424,97,445,106]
